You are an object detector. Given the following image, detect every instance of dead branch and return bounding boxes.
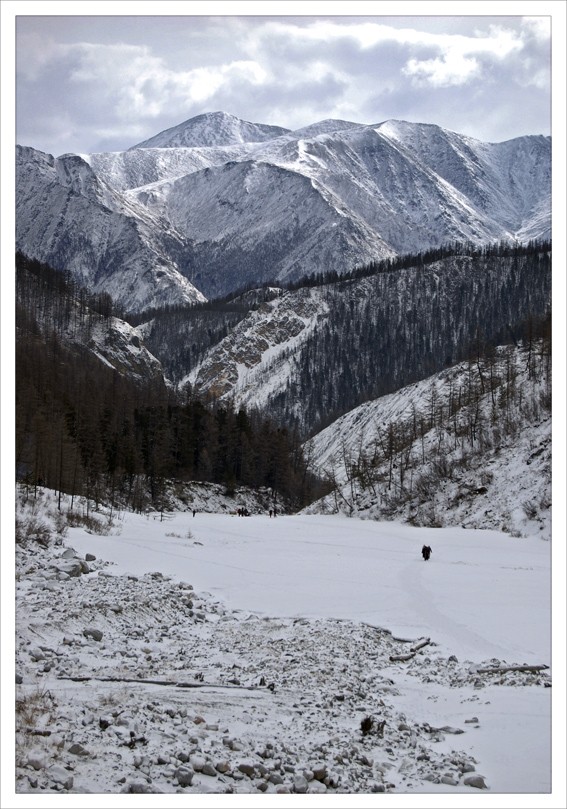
[57,675,258,690]
[389,652,416,663]
[410,637,431,652]
[389,637,431,661]
[423,722,464,735]
[476,664,549,675]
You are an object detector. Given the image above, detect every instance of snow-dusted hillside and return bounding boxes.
[15,146,205,313]
[131,111,290,149]
[175,249,551,437]
[16,112,551,309]
[304,341,551,540]
[181,286,329,411]
[86,318,164,383]
[16,255,165,384]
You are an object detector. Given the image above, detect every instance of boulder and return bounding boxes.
[48,764,74,790]
[68,743,89,756]
[83,628,103,642]
[189,754,206,772]
[53,559,82,578]
[464,774,488,789]
[237,760,256,777]
[293,774,309,793]
[27,752,48,771]
[175,766,194,787]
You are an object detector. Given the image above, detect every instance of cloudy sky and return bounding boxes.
[7,2,558,157]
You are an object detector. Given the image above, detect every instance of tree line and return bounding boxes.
[124,243,551,434]
[283,238,551,291]
[320,317,551,527]
[15,253,323,513]
[269,247,552,436]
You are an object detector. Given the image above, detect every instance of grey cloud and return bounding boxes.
[13,14,552,156]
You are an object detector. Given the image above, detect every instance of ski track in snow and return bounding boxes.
[67,512,550,664]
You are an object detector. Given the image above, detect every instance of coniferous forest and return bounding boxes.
[15,253,319,513]
[288,243,551,435]
[15,241,551,514]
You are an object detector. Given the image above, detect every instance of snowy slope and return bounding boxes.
[181,287,329,416]
[376,120,551,239]
[304,342,551,540]
[16,112,551,309]
[86,318,164,382]
[131,110,290,149]
[147,159,392,297]
[15,146,205,312]
[254,124,507,250]
[83,144,252,192]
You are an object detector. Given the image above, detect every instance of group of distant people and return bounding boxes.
[192,507,278,517]
[190,510,433,562]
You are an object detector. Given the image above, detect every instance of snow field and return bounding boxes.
[9,489,559,803]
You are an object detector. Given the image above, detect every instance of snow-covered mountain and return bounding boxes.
[15,146,205,313]
[16,112,551,311]
[130,110,290,149]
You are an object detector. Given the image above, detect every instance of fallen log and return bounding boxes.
[176,681,257,691]
[389,652,416,663]
[57,675,258,690]
[59,675,176,685]
[423,722,464,735]
[410,637,431,652]
[476,664,549,675]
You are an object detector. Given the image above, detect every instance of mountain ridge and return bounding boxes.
[130,110,291,149]
[151,243,550,436]
[16,111,551,312]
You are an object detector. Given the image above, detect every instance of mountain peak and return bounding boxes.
[130,111,290,150]
[287,119,365,139]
